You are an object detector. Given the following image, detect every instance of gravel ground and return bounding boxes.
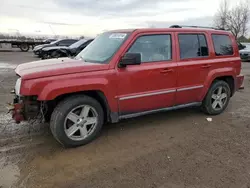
[0,51,250,188]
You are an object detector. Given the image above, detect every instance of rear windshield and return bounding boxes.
[50,39,61,44]
[69,39,88,48]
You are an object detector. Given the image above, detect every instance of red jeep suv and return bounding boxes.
[10,25,244,147]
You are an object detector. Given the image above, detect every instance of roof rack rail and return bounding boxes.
[169,25,225,30]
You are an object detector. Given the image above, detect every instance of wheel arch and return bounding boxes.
[200,74,235,101]
[212,76,235,97]
[46,90,117,124]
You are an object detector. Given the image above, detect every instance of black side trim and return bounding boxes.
[119,102,202,120]
[110,112,119,123]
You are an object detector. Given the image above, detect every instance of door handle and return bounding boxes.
[201,64,211,69]
[160,69,173,74]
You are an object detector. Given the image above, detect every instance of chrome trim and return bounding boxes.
[119,102,202,120]
[119,89,176,101]
[118,85,204,101]
[177,85,203,92]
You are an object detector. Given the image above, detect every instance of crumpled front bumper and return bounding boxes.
[7,95,25,124]
[8,93,40,124]
[11,103,24,123]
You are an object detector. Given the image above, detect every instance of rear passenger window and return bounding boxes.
[178,34,209,59]
[212,34,234,56]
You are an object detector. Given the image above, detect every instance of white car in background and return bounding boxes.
[240,43,250,62]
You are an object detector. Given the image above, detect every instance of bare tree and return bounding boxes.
[214,0,250,38]
[214,0,229,30]
[227,1,250,38]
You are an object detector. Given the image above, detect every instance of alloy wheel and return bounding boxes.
[211,86,228,110]
[64,105,98,141]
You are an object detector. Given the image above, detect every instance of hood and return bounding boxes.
[43,46,69,51]
[34,44,50,51]
[15,58,109,80]
[34,43,58,51]
[34,44,44,50]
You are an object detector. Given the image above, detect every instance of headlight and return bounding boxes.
[15,78,21,96]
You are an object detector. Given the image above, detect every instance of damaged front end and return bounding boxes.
[8,75,48,124]
[8,94,41,124]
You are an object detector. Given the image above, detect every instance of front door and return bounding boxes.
[116,33,177,116]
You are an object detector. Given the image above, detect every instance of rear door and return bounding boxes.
[175,32,211,105]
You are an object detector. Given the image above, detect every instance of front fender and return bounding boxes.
[37,78,109,101]
[199,67,236,101]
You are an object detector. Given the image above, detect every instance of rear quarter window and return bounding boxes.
[212,34,234,56]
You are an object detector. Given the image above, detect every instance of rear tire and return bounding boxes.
[20,44,30,52]
[201,80,231,115]
[50,95,104,148]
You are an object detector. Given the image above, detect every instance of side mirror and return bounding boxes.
[119,53,141,68]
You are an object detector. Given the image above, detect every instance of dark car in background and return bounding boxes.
[33,39,78,57]
[239,43,250,62]
[43,38,57,44]
[40,38,94,59]
[237,41,246,50]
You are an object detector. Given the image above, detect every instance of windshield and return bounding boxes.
[49,39,57,44]
[69,39,87,48]
[75,32,129,63]
[50,39,61,44]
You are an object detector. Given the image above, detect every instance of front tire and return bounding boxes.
[41,53,47,60]
[51,50,61,58]
[50,95,104,148]
[201,80,231,115]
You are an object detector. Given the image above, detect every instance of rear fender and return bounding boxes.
[199,67,236,101]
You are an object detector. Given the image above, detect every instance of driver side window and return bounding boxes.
[127,34,172,63]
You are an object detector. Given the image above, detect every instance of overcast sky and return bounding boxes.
[0,0,242,37]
